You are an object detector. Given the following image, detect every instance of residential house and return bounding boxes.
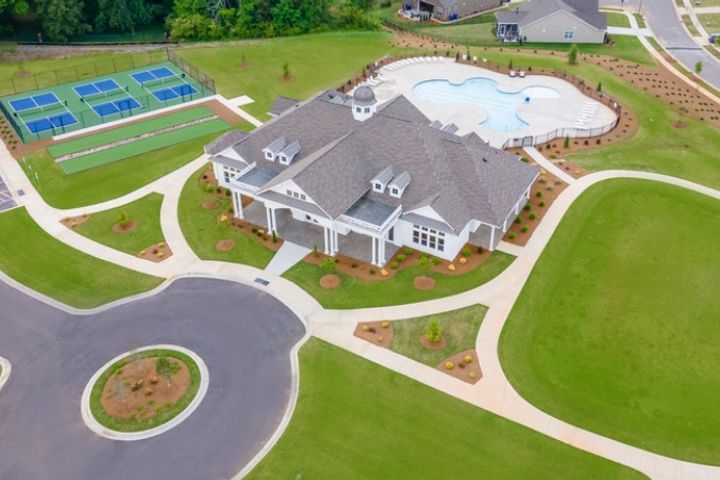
[406,0,500,21]
[206,86,538,266]
[496,0,607,44]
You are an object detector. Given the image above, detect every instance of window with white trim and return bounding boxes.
[264,150,274,160]
[222,166,240,183]
[355,106,362,113]
[373,182,384,192]
[390,187,400,197]
[286,189,307,201]
[411,224,445,252]
[564,30,574,39]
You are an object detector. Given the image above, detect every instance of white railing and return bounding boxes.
[501,117,620,149]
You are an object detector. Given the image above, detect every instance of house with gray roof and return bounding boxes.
[496,0,607,44]
[206,86,538,266]
[406,0,500,21]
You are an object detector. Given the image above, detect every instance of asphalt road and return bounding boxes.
[602,0,720,88]
[0,278,305,480]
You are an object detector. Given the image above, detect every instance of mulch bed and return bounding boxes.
[202,200,219,210]
[437,349,482,385]
[112,220,138,234]
[138,242,172,262]
[504,171,568,246]
[100,356,190,421]
[215,239,235,251]
[420,334,446,350]
[413,275,436,291]
[319,274,340,289]
[353,321,393,348]
[61,213,91,228]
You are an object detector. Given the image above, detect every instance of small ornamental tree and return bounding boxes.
[282,62,291,79]
[320,257,336,273]
[596,81,603,92]
[563,135,570,149]
[156,356,179,388]
[568,44,579,65]
[118,211,129,228]
[425,318,442,343]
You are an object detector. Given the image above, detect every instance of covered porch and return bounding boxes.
[469,223,501,251]
[497,22,519,42]
[337,231,400,267]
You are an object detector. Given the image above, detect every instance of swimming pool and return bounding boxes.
[412,77,560,132]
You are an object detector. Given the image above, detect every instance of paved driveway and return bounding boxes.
[0,278,305,480]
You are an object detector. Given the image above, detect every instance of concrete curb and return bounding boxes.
[80,344,209,442]
[0,357,11,393]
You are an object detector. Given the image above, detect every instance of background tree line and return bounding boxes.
[0,0,379,42]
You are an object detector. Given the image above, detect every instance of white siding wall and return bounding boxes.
[393,218,469,261]
[521,10,605,44]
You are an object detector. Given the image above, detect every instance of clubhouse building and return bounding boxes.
[206,87,539,266]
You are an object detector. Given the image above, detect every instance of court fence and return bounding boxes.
[0,48,219,143]
[0,80,214,143]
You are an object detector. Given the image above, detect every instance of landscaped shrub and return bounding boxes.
[272,231,277,243]
[404,247,414,255]
[463,355,473,364]
[251,227,258,234]
[536,190,543,198]
[563,136,570,149]
[521,225,529,233]
[225,189,231,197]
[514,216,521,224]
[351,262,358,269]
[523,204,531,211]
[529,212,537,220]
[539,200,545,207]
[369,269,376,275]
[462,246,472,257]
[320,257,337,272]
[390,261,399,269]
[444,361,454,370]
[477,246,483,254]
[216,187,222,193]
[432,257,442,266]
[118,211,129,228]
[418,255,430,267]
[425,318,442,343]
[397,254,406,262]
[381,321,390,329]
[508,232,517,240]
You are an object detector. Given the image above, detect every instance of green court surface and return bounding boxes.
[48,105,215,158]
[0,61,213,143]
[58,118,229,174]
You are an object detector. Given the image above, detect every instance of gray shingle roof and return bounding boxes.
[389,171,412,191]
[211,90,539,231]
[268,96,300,116]
[205,130,248,155]
[496,0,606,30]
[373,166,394,185]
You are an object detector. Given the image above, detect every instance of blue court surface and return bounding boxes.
[9,92,61,112]
[131,67,178,86]
[151,84,198,102]
[25,112,78,134]
[73,79,122,99]
[91,97,142,117]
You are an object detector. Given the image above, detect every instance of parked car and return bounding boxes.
[710,33,719,44]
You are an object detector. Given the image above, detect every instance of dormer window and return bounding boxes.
[278,140,300,166]
[371,166,394,194]
[373,182,384,193]
[263,137,286,162]
[388,171,411,198]
[265,151,273,160]
[390,187,400,197]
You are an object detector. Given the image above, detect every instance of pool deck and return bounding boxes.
[369,58,617,148]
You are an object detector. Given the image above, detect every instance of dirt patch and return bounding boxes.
[304,252,390,281]
[354,321,393,348]
[438,349,482,384]
[112,220,138,234]
[280,75,295,83]
[100,356,190,421]
[420,334,447,351]
[61,213,91,228]
[15,70,31,78]
[202,200,219,210]
[504,171,568,246]
[413,275,436,291]
[319,274,340,289]
[138,242,172,262]
[215,239,235,251]
[673,120,689,128]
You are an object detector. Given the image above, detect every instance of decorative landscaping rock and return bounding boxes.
[353,321,393,348]
[61,214,91,229]
[319,274,340,289]
[437,349,482,384]
[413,275,436,291]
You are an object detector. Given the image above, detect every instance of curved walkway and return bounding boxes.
[2,136,720,479]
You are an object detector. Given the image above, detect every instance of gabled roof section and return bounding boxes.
[373,166,394,185]
[389,171,412,191]
[205,130,248,155]
[496,0,606,30]
[268,96,301,116]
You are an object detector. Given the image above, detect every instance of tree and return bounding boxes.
[0,0,29,16]
[282,61,291,79]
[118,211,129,228]
[36,0,89,42]
[96,0,152,33]
[596,81,602,92]
[425,318,442,343]
[695,60,703,76]
[155,356,179,388]
[568,43,579,65]
[348,0,375,11]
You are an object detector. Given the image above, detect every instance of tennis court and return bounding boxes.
[0,61,214,143]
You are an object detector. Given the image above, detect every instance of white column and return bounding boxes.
[265,207,273,232]
[333,230,339,255]
[377,236,386,266]
[270,208,277,234]
[323,227,331,255]
[232,191,243,219]
[489,225,496,251]
[371,236,377,265]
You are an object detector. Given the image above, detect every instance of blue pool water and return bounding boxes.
[412,77,560,132]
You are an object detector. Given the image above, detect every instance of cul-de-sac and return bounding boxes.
[0,0,719,478]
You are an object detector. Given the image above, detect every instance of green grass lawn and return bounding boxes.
[248,338,646,480]
[21,131,225,209]
[178,165,276,269]
[0,207,163,308]
[283,253,514,309]
[464,47,720,190]
[89,348,200,432]
[634,13,646,28]
[176,31,399,118]
[58,118,229,174]
[606,12,631,28]
[48,106,216,158]
[698,13,720,33]
[72,193,165,256]
[391,304,486,366]
[499,179,720,465]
